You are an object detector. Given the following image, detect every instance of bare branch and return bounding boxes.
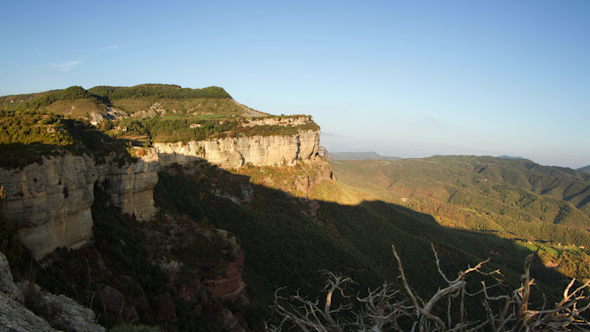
[268,244,590,332]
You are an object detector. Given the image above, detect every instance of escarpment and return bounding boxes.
[1,125,322,260]
[154,129,321,169]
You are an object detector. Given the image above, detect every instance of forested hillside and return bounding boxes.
[329,156,590,282]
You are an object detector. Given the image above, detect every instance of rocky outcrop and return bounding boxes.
[88,106,128,126]
[104,149,159,221]
[201,253,245,302]
[0,152,159,260]
[0,252,104,332]
[154,129,321,169]
[293,156,336,197]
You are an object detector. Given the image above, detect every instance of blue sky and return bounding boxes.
[1,1,589,168]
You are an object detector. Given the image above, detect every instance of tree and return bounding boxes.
[267,245,590,332]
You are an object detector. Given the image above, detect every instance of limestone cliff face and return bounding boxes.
[0,154,98,259]
[103,149,159,221]
[1,127,320,259]
[0,152,159,259]
[154,129,321,169]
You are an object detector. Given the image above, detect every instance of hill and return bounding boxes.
[578,165,590,173]
[327,151,401,161]
[0,84,269,122]
[329,156,590,281]
[497,155,525,160]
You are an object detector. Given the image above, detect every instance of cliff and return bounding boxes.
[154,129,321,169]
[0,153,159,259]
[1,125,321,260]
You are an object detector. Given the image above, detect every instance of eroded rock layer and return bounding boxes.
[154,129,320,169]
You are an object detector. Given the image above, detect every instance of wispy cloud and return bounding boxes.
[104,45,120,50]
[46,60,83,72]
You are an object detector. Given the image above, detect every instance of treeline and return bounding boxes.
[4,86,106,112]
[1,84,232,112]
[88,84,231,100]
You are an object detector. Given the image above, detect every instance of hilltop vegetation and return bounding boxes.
[0,84,264,122]
[0,84,231,111]
[0,84,319,168]
[0,109,134,168]
[329,156,590,282]
[114,115,319,144]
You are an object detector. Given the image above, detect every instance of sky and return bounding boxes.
[1,1,589,168]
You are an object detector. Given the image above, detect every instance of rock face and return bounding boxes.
[0,152,159,259]
[1,127,319,260]
[154,129,321,169]
[104,149,159,221]
[0,252,104,332]
[0,154,99,260]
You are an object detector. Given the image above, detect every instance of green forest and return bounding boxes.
[0,84,232,112]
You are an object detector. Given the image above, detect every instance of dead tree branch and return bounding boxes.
[268,244,590,332]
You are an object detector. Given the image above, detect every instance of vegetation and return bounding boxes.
[152,160,576,330]
[0,110,134,168]
[329,156,590,282]
[114,115,319,143]
[1,86,106,111]
[0,85,231,111]
[88,84,231,100]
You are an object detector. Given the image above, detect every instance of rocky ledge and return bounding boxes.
[0,251,104,332]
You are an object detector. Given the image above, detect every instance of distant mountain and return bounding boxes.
[328,151,401,161]
[497,155,525,160]
[578,165,590,173]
